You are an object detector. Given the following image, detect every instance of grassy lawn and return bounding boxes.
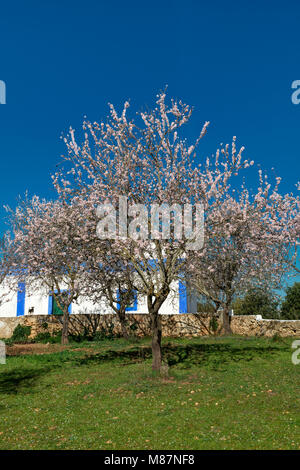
[0,335,299,450]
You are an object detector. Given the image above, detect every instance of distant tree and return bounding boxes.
[232,287,280,319]
[281,282,300,320]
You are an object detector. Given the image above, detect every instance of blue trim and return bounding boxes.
[117,289,138,312]
[179,280,188,313]
[48,294,53,315]
[148,259,157,268]
[16,282,26,316]
[48,290,72,315]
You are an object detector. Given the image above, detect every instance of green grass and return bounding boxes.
[0,335,299,450]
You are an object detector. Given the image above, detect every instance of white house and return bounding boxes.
[0,279,198,318]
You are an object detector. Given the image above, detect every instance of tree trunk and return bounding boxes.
[118,307,129,339]
[149,308,162,372]
[222,307,232,335]
[61,307,70,345]
[147,288,170,372]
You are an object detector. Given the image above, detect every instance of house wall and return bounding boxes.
[0,294,17,317]
[0,279,186,317]
[0,280,17,317]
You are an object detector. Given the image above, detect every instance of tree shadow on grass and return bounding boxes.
[75,345,153,366]
[162,343,281,370]
[75,342,282,370]
[0,342,283,394]
[0,367,51,394]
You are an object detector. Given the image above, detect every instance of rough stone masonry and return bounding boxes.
[0,314,300,339]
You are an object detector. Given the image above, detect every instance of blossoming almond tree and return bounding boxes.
[9,196,93,344]
[0,233,16,307]
[251,180,300,277]
[189,173,300,333]
[54,91,253,370]
[285,188,300,274]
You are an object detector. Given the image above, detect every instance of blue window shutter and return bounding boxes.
[48,294,53,315]
[117,289,138,312]
[16,282,26,316]
[48,291,72,315]
[127,290,138,312]
[179,280,188,313]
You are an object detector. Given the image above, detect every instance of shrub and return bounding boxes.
[281,282,300,320]
[34,331,52,343]
[271,332,283,342]
[209,315,219,334]
[46,330,62,344]
[232,288,280,319]
[10,324,31,343]
[93,322,119,341]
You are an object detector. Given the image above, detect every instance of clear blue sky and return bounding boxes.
[0,1,299,255]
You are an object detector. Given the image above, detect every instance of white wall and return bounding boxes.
[0,279,190,317]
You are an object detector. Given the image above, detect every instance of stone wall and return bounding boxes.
[231,315,300,337]
[0,313,300,340]
[0,316,62,339]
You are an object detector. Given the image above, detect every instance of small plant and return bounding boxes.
[94,322,118,341]
[160,361,169,378]
[10,324,31,343]
[34,331,52,343]
[1,337,13,346]
[209,316,219,335]
[271,332,283,342]
[33,326,62,344]
[129,321,138,333]
[47,330,62,343]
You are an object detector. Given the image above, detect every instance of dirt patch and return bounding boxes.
[6,343,68,356]
[6,343,99,357]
